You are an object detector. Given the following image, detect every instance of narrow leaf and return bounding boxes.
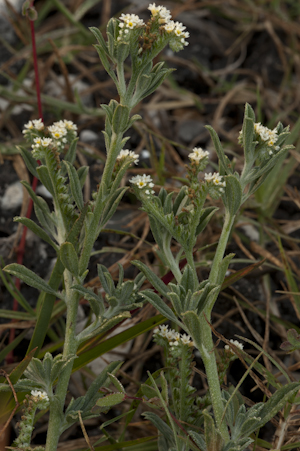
[223,175,242,216]
[64,137,78,165]
[37,165,55,196]
[64,160,84,211]
[250,383,300,434]
[14,216,58,251]
[74,315,165,372]
[112,104,130,133]
[108,373,125,394]
[141,290,182,328]
[4,264,59,296]
[132,261,169,297]
[181,311,201,339]
[60,242,79,276]
[206,125,231,175]
[18,146,38,178]
[95,392,125,408]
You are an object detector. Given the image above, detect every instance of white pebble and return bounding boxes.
[1,181,23,210]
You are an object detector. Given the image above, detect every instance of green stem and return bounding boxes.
[27,257,65,356]
[100,131,124,194]
[14,404,38,448]
[116,62,126,98]
[78,131,124,274]
[195,319,230,442]
[45,270,80,451]
[163,241,182,283]
[148,372,181,451]
[51,0,91,39]
[185,250,198,286]
[208,211,235,288]
[123,69,141,107]
[178,349,189,422]
[196,210,236,443]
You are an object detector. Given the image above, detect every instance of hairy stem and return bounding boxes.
[45,270,79,451]
[197,210,236,442]
[194,319,230,442]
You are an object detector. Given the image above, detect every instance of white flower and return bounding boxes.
[148,3,161,15]
[148,4,172,22]
[23,118,44,133]
[205,172,226,191]
[159,324,169,337]
[119,13,144,29]
[117,149,139,165]
[62,119,77,132]
[188,147,209,162]
[158,6,171,23]
[33,137,42,147]
[33,119,45,130]
[254,122,278,149]
[225,339,244,354]
[173,331,181,342]
[41,138,53,147]
[48,124,67,139]
[31,390,49,402]
[130,175,147,189]
[166,330,176,341]
[204,172,214,182]
[173,21,187,37]
[130,174,154,192]
[211,172,226,187]
[163,19,189,47]
[181,333,192,345]
[164,20,176,33]
[170,340,179,347]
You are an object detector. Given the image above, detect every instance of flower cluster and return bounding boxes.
[204,172,226,194]
[188,147,209,163]
[32,137,53,158]
[117,14,145,41]
[117,4,189,51]
[153,324,194,347]
[30,390,50,410]
[31,390,49,403]
[22,118,44,133]
[23,119,78,158]
[148,4,171,23]
[48,120,77,149]
[254,122,279,155]
[117,149,139,165]
[224,339,244,354]
[13,390,50,448]
[130,174,155,195]
[148,3,189,48]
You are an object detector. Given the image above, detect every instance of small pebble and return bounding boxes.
[1,181,23,210]
[178,120,206,143]
[79,129,98,143]
[36,185,53,199]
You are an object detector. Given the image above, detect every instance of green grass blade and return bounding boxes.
[0,329,29,362]
[0,309,34,320]
[0,262,36,316]
[26,257,65,356]
[93,437,157,451]
[73,315,165,372]
[278,236,300,317]
[236,335,291,384]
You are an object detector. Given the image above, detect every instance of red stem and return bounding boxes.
[6,1,42,364]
